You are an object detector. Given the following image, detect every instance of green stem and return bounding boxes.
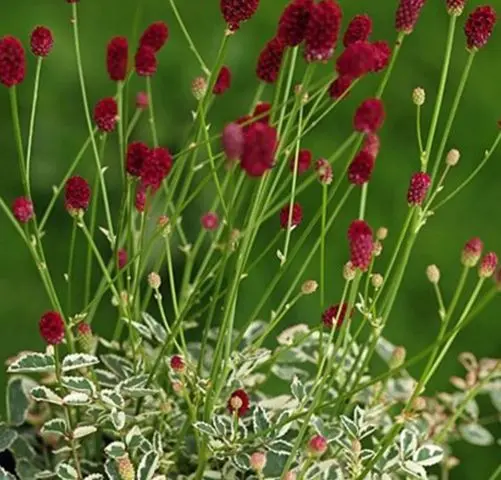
[9,87,28,195]
[320,184,327,308]
[67,219,78,314]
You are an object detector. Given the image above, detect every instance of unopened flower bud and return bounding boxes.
[412,396,427,411]
[372,240,382,256]
[172,381,183,394]
[376,227,388,240]
[301,280,318,295]
[465,370,477,387]
[157,215,170,237]
[76,322,93,354]
[446,148,460,166]
[148,272,161,289]
[390,346,406,368]
[250,452,267,472]
[445,456,460,469]
[343,261,356,281]
[308,435,327,456]
[412,87,425,106]
[426,264,440,284]
[371,273,383,289]
[136,91,149,109]
[170,355,185,373]
[461,237,483,267]
[117,455,135,480]
[479,252,498,278]
[352,439,362,455]
[191,76,207,100]
[315,158,333,185]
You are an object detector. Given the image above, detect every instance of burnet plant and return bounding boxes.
[0,0,500,479]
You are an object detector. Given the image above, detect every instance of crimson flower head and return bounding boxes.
[308,435,328,456]
[362,133,380,158]
[107,36,128,82]
[117,248,128,270]
[139,21,169,52]
[221,0,260,30]
[304,0,343,62]
[140,147,173,191]
[94,97,118,132]
[135,45,157,77]
[12,197,34,223]
[201,212,219,231]
[0,36,26,87]
[447,0,466,16]
[328,75,352,100]
[395,0,426,34]
[126,141,150,177]
[461,237,484,267]
[336,41,375,79]
[136,91,149,109]
[170,355,185,373]
[222,122,244,160]
[65,176,91,213]
[240,122,277,177]
[213,65,232,94]
[348,219,373,241]
[289,149,312,174]
[277,0,314,47]
[348,150,375,185]
[256,37,286,84]
[30,26,54,57]
[252,102,272,124]
[343,14,373,47]
[354,98,385,133]
[39,311,65,345]
[228,389,250,416]
[280,202,303,229]
[372,41,391,72]
[348,219,373,271]
[464,5,497,51]
[479,252,498,278]
[407,172,431,205]
[322,302,352,328]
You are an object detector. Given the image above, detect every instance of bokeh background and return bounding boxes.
[0,0,500,477]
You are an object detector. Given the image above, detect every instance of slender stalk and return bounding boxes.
[320,184,327,308]
[67,219,78,313]
[9,87,28,195]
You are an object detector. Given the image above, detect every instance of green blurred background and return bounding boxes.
[0,0,500,477]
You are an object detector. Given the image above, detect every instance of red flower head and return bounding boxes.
[39,311,65,345]
[315,158,333,185]
[464,6,497,51]
[328,75,352,100]
[461,237,483,267]
[126,141,150,177]
[289,149,312,174]
[343,14,373,47]
[348,219,373,242]
[107,36,128,82]
[0,36,26,87]
[277,0,314,46]
[213,65,232,95]
[65,176,91,213]
[336,41,375,79]
[252,102,272,124]
[139,21,169,52]
[170,355,185,373]
[135,45,157,77]
[362,133,380,157]
[354,98,385,133]
[479,252,498,278]
[407,172,431,205]
[201,212,219,231]
[117,248,128,270]
[228,389,250,416]
[280,202,303,229]
[136,91,149,109]
[322,302,352,328]
[135,184,146,213]
[350,230,374,271]
[348,150,375,185]
[447,0,466,16]
[222,122,244,160]
[241,122,278,177]
[94,97,118,132]
[308,435,328,456]
[30,26,54,57]
[140,147,173,191]
[257,37,286,84]
[12,197,34,223]
[220,0,260,30]
[371,41,391,72]
[395,0,426,34]
[304,0,343,62]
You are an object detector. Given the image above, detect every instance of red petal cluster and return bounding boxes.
[94,97,118,132]
[135,45,157,77]
[30,26,54,57]
[336,41,375,79]
[479,252,498,278]
[395,0,426,34]
[343,14,372,47]
[240,123,277,177]
[65,176,91,212]
[139,21,169,52]
[348,219,373,271]
[277,0,314,46]
[289,149,312,174]
[201,212,220,231]
[39,311,65,345]
[348,150,375,185]
[447,0,465,16]
[222,123,244,160]
[170,355,185,372]
[328,75,352,100]
[140,147,173,191]
[117,248,128,270]
[372,41,391,72]
[213,65,232,94]
[407,172,431,205]
[362,133,380,157]
[347,219,373,242]
[322,302,351,328]
[252,102,272,124]
[353,98,385,133]
[126,141,150,177]
[464,5,497,50]
[304,0,343,62]
[12,197,34,223]
[280,202,303,229]
[228,389,250,416]
[220,0,260,30]
[461,237,484,267]
[257,37,286,84]
[107,36,128,82]
[0,36,26,87]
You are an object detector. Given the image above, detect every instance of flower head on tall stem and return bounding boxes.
[136,91,149,109]
[256,37,286,84]
[371,40,391,72]
[240,122,277,177]
[220,0,260,31]
[93,97,118,132]
[308,435,328,456]
[65,176,91,214]
[117,248,128,270]
[277,0,314,46]
[252,102,272,124]
[140,147,173,191]
[479,252,498,278]
[362,133,380,157]
[30,26,54,57]
[139,21,169,52]
[315,158,333,184]
[135,184,146,213]
[343,14,373,47]
[201,212,220,231]
[0,36,26,87]
[336,41,375,79]
[135,45,157,77]
[447,0,466,16]
[461,237,483,267]
[228,389,250,416]
[280,202,303,229]
[354,98,385,133]
[328,75,352,100]
[348,219,373,271]
[222,122,244,160]
[395,0,427,34]
[407,172,431,205]
[39,311,65,345]
[464,5,497,51]
[322,302,352,328]
[126,141,150,177]
[106,36,128,81]
[348,150,375,185]
[289,149,312,174]
[213,65,232,94]
[12,197,34,223]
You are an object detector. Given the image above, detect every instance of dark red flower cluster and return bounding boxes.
[12,197,34,223]
[362,133,380,158]
[39,311,65,345]
[139,21,169,52]
[348,150,375,185]
[446,0,465,16]
[140,147,173,191]
[126,141,149,177]
[304,0,343,62]
[343,14,372,47]
[253,102,272,124]
[464,5,497,50]
[220,0,261,30]
[135,45,157,77]
[30,26,54,57]
[328,75,352,100]
[353,98,385,133]
[280,202,303,229]
[117,248,128,270]
[289,149,312,174]
[461,237,483,267]
[407,172,431,205]
[240,123,277,177]
[201,212,219,231]
[256,37,286,84]
[372,41,391,72]
[213,65,232,94]
[170,355,185,372]
[0,36,26,87]
[322,302,352,328]
[228,389,250,416]
[348,219,373,271]
[65,176,91,213]
[94,97,118,132]
[479,252,498,278]
[336,41,383,79]
[395,0,426,34]
[277,0,313,46]
[107,36,128,82]
[222,122,244,160]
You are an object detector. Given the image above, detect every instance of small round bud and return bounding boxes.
[315,158,333,185]
[250,452,267,472]
[412,396,427,411]
[76,322,93,353]
[170,355,185,373]
[372,240,383,256]
[389,346,406,368]
[201,212,219,231]
[371,273,383,289]
[461,237,483,267]
[343,261,356,281]
[136,91,149,109]
[352,439,362,456]
[446,148,460,166]
[148,272,161,289]
[308,435,327,456]
[191,76,207,100]
[412,87,425,106]
[479,252,498,278]
[172,381,183,394]
[376,227,388,240]
[445,456,460,469]
[426,264,440,284]
[301,280,318,295]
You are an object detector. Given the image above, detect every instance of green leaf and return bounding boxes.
[125,426,144,450]
[252,406,271,434]
[137,450,159,480]
[291,376,306,403]
[413,444,444,467]
[142,312,167,343]
[110,409,126,431]
[73,426,97,439]
[100,354,133,379]
[7,353,55,373]
[459,423,494,446]
[193,422,217,437]
[94,369,119,389]
[0,424,17,452]
[16,458,41,480]
[104,459,120,480]
[340,415,358,439]
[62,392,90,406]
[41,419,68,437]
[55,462,78,480]
[61,376,96,396]
[131,321,153,340]
[6,377,37,426]
[62,354,99,372]
[9,436,36,460]
[105,441,127,458]
[0,466,17,480]
[100,390,124,409]
[31,386,63,405]
[399,429,418,458]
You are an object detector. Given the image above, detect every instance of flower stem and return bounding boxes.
[67,218,78,313]
[9,87,28,195]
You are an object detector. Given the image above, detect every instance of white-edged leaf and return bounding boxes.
[34,470,57,479]
[291,376,306,402]
[84,475,104,480]
[41,418,67,437]
[0,465,17,479]
[55,462,78,480]
[73,425,97,439]
[63,392,90,406]
[267,439,293,455]
[0,424,17,452]
[110,409,126,431]
[276,410,293,437]
[105,441,127,458]
[100,354,133,379]
[62,354,99,372]
[142,312,167,343]
[152,432,162,454]
[193,422,217,437]
[125,426,143,450]
[131,321,153,340]
[401,460,427,479]
[61,376,96,396]
[6,376,37,426]
[94,369,119,388]
[104,458,120,480]
[413,444,444,467]
[100,390,124,409]
[340,415,358,439]
[242,321,266,345]
[490,389,501,412]
[213,415,232,437]
[252,406,271,433]
[7,353,55,373]
[458,423,494,446]
[31,386,63,405]
[399,429,418,458]
[137,450,159,480]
